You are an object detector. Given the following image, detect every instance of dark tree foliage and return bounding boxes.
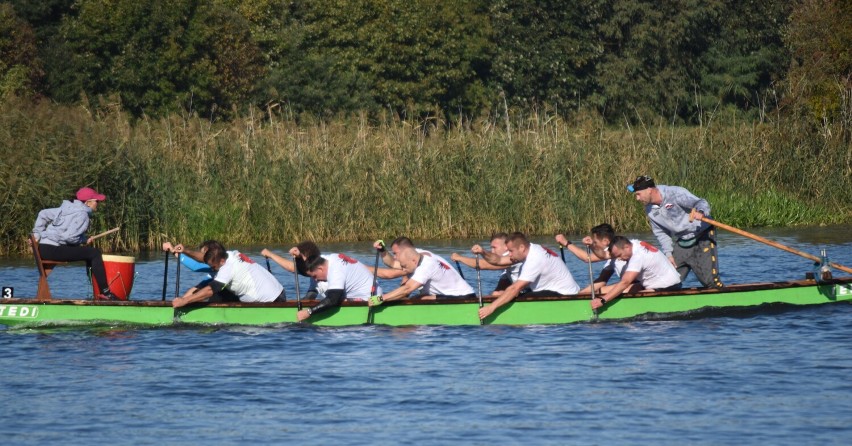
[182,6,267,117]
[363,0,493,117]
[697,0,791,117]
[783,0,852,126]
[6,0,74,41]
[594,0,726,121]
[0,3,43,97]
[4,0,813,124]
[254,0,493,118]
[46,0,264,117]
[590,0,791,123]
[252,0,380,116]
[489,0,601,113]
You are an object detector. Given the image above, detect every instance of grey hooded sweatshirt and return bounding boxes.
[644,185,711,257]
[32,200,93,246]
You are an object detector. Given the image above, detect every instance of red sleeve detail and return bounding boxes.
[439,261,450,270]
[544,247,558,257]
[640,241,658,252]
[238,253,256,264]
[337,253,359,264]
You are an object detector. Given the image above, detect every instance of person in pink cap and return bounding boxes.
[32,186,117,300]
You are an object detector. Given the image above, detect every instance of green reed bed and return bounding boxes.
[1,99,850,255]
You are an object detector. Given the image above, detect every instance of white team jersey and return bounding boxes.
[416,248,451,268]
[499,251,522,282]
[324,253,381,301]
[624,240,681,289]
[308,279,329,299]
[516,243,580,295]
[213,250,284,302]
[602,257,628,277]
[397,248,449,281]
[410,254,474,297]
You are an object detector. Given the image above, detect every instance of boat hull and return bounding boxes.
[1,278,850,327]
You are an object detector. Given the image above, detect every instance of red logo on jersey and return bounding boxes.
[639,241,658,252]
[337,253,358,264]
[238,253,256,264]
[544,247,558,257]
[439,261,450,270]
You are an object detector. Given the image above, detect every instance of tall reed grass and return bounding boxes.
[1,98,849,255]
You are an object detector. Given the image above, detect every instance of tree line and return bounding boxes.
[2,0,848,125]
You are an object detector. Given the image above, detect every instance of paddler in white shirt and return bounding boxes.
[555,223,628,294]
[472,232,580,320]
[262,240,326,300]
[369,247,475,306]
[262,240,321,280]
[171,241,285,308]
[164,240,240,302]
[451,232,524,296]
[297,253,382,321]
[373,236,452,281]
[591,236,682,310]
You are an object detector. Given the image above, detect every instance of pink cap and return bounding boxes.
[76,187,106,202]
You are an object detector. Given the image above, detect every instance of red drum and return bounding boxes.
[93,255,136,300]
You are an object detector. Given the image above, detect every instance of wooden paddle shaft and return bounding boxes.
[701,217,852,274]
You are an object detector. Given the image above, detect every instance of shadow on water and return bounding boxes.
[621,301,852,323]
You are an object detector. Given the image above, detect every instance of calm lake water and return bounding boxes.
[1,226,851,445]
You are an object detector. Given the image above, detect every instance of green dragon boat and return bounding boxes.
[1,277,850,327]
